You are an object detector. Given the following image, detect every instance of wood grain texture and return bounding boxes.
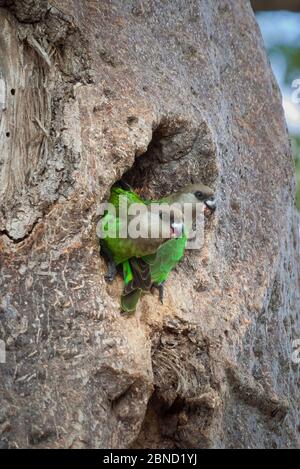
[0,0,299,449]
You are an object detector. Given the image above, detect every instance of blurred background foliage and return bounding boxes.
[269,45,300,83]
[254,8,300,209]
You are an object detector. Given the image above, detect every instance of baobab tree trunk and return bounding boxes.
[0,0,299,449]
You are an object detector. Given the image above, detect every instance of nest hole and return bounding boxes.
[131,391,185,449]
[120,115,219,201]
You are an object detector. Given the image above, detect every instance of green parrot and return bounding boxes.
[119,183,216,313]
[100,181,216,313]
[99,187,185,293]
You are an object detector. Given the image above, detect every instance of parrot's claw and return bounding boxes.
[100,240,117,283]
[105,273,115,283]
[152,283,165,304]
[159,285,164,304]
[104,261,117,283]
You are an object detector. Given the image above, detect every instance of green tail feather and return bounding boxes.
[102,184,190,313]
[122,258,151,295]
[121,289,142,314]
[123,259,133,284]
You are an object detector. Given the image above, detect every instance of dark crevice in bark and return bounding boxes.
[121,115,218,201]
[0,218,41,244]
[1,0,49,23]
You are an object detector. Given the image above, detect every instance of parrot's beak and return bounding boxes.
[170,222,184,238]
[204,196,216,214]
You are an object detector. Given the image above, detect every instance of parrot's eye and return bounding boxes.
[159,210,167,222]
[159,210,173,222]
[195,191,205,201]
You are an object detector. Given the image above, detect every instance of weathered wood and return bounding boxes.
[0,1,299,449]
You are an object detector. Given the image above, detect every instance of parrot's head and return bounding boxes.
[159,205,185,239]
[169,183,216,218]
[143,205,185,242]
[129,205,185,258]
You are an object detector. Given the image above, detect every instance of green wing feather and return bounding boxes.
[120,235,187,313]
[143,234,187,284]
[101,185,188,313]
[100,188,153,266]
[100,213,129,265]
[109,187,144,212]
[123,258,152,294]
[101,219,152,265]
[121,289,142,314]
[123,259,133,284]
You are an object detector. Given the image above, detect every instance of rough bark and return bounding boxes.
[0,0,299,449]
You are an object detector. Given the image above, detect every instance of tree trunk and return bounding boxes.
[0,0,299,449]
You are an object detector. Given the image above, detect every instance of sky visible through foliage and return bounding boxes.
[256,11,300,209]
